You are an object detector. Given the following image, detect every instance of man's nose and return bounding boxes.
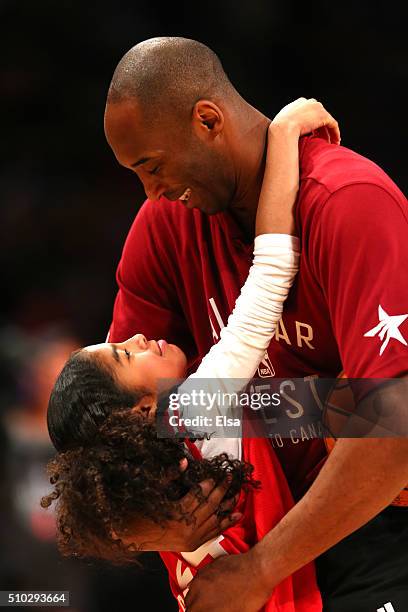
[144,177,166,201]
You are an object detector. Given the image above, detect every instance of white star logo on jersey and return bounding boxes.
[364,305,408,355]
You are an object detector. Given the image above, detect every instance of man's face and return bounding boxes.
[104,99,235,214]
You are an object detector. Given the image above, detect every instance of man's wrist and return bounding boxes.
[247,542,280,599]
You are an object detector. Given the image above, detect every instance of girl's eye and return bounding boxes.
[124,349,131,360]
[149,166,160,175]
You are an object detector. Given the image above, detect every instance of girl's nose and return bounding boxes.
[135,333,148,348]
[126,333,148,350]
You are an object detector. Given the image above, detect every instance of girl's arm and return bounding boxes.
[188,99,339,383]
[175,100,339,434]
[256,97,339,237]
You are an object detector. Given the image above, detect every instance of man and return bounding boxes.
[105,37,408,611]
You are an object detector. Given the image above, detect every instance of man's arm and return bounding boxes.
[184,437,408,611]
[252,437,408,595]
[255,181,408,582]
[186,181,408,610]
[182,437,408,611]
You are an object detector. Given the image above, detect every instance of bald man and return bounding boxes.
[105,38,408,612]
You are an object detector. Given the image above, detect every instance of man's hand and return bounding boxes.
[271,97,341,145]
[126,476,242,552]
[184,550,271,612]
[184,438,408,611]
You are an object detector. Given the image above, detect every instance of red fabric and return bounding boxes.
[160,437,322,611]
[108,135,408,497]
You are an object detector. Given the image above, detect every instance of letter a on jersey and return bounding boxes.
[364,305,408,355]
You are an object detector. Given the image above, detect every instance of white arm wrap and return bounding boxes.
[174,234,299,450]
[191,233,300,381]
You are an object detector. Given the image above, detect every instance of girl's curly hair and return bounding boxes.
[41,411,259,565]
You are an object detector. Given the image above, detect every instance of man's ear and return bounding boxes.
[192,100,224,139]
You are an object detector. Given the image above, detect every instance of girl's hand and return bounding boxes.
[271,97,340,145]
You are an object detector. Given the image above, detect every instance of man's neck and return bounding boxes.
[228,108,271,241]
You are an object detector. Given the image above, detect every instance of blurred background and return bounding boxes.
[1,0,406,610]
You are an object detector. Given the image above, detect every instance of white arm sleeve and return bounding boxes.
[190,233,299,381]
[174,233,299,453]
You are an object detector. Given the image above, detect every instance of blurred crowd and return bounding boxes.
[1,0,406,609]
[0,326,176,610]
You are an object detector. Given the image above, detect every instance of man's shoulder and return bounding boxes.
[123,197,224,265]
[137,196,196,229]
[297,138,408,261]
[133,197,234,246]
[125,197,205,250]
[300,136,403,200]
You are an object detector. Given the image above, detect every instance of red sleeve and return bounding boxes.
[312,183,408,378]
[108,200,197,361]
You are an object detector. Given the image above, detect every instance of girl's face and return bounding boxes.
[83,333,187,395]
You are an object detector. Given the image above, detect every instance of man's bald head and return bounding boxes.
[104,38,268,220]
[107,37,237,120]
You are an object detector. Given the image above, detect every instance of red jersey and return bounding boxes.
[109,135,408,497]
[160,437,322,612]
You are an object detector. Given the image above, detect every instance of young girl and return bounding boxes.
[43,99,339,611]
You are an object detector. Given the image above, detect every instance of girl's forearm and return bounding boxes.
[255,122,300,237]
